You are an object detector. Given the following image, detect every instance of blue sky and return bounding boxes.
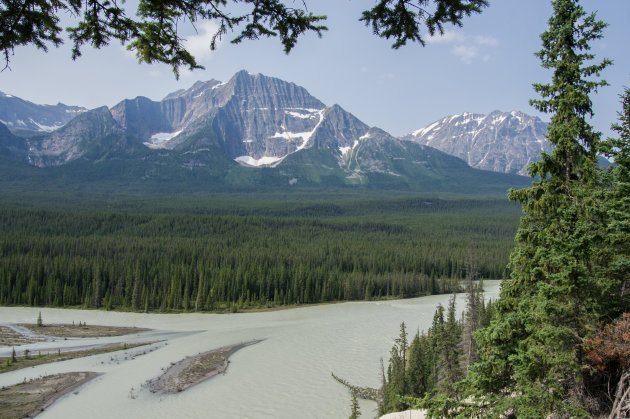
[1,0,628,137]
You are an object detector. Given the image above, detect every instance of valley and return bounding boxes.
[0,282,502,419]
[0,194,520,313]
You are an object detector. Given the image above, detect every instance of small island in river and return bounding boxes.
[150,339,263,394]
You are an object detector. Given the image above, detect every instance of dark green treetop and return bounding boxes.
[598,86,630,313]
[0,0,488,77]
[465,0,614,416]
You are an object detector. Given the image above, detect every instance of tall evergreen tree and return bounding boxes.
[460,251,481,371]
[467,0,613,416]
[598,86,630,313]
[437,294,461,397]
[383,322,409,412]
[406,333,427,398]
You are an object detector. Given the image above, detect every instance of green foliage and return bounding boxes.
[0,196,517,311]
[598,86,630,313]
[0,0,69,69]
[380,284,492,416]
[0,0,488,76]
[361,0,488,48]
[383,322,409,413]
[349,390,361,419]
[463,1,617,416]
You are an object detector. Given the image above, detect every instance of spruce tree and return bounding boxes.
[383,322,409,412]
[598,87,630,313]
[467,0,612,416]
[437,294,461,397]
[349,390,361,419]
[406,333,427,397]
[460,252,481,371]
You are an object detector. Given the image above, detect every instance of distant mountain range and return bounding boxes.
[402,110,551,176]
[0,91,86,137]
[0,71,533,195]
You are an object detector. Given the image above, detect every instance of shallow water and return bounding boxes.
[0,280,501,418]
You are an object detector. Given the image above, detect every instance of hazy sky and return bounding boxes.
[1,0,628,137]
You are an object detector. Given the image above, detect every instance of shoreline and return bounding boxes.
[0,283,489,316]
[149,339,263,394]
[0,371,101,418]
[0,323,151,347]
[0,341,161,374]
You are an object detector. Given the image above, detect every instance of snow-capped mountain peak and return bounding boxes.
[402,110,550,175]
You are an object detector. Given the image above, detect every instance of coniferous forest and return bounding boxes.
[376,1,630,417]
[0,197,520,312]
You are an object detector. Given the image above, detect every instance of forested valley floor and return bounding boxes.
[0,194,521,312]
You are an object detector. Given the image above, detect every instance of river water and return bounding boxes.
[0,280,501,418]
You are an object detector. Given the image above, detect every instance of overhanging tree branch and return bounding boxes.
[0,0,488,77]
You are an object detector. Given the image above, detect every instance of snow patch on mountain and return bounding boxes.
[235,155,283,166]
[412,121,439,137]
[270,109,325,152]
[285,110,318,119]
[403,110,550,175]
[29,118,63,132]
[143,130,183,148]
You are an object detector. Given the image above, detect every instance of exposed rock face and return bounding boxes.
[26,106,125,167]
[108,70,371,167]
[402,110,551,175]
[110,96,171,141]
[0,122,28,161]
[0,72,530,194]
[311,105,369,151]
[0,91,86,135]
[207,71,326,161]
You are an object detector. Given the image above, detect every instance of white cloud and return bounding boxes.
[428,30,499,63]
[452,45,479,64]
[473,35,499,47]
[427,31,467,44]
[183,22,222,64]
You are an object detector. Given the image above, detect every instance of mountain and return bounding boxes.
[0,91,86,137]
[0,72,530,195]
[402,110,551,175]
[0,122,28,161]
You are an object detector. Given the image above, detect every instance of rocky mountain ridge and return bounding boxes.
[0,91,86,137]
[0,72,531,193]
[402,110,551,175]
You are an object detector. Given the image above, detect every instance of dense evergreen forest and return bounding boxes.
[0,197,520,311]
[379,279,494,416]
[371,1,630,417]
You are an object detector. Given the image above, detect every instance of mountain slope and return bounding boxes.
[0,72,531,195]
[0,122,28,161]
[25,106,131,167]
[402,110,551,175]
[0,91,86,136]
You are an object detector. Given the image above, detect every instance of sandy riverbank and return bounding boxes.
[0,341,160,374]
[0,323,150,347]
[18,323,150,339]
[150,340,263,394]
[0,371,100,418]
